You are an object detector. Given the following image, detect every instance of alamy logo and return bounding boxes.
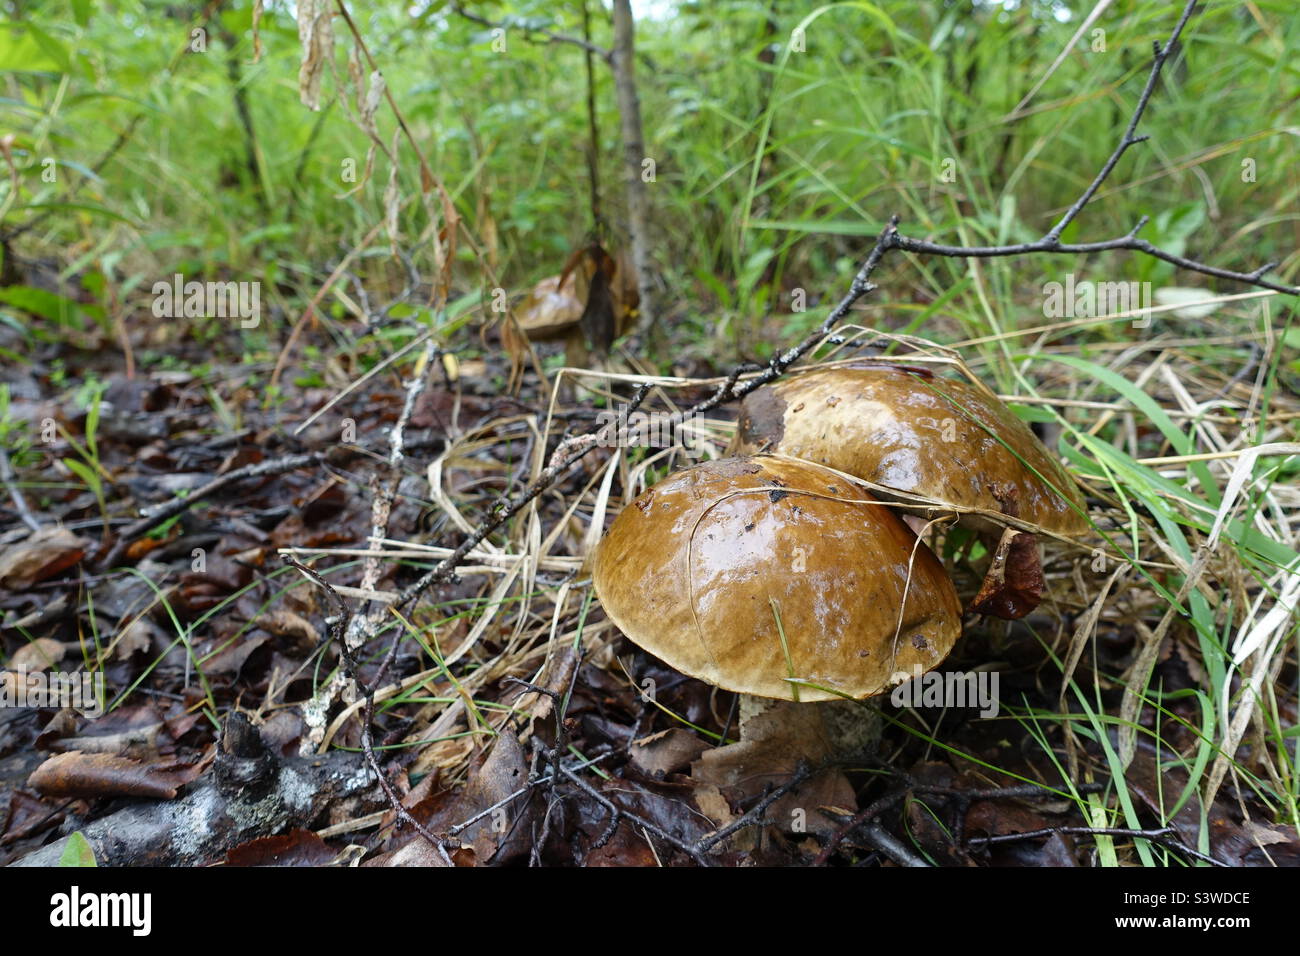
[152,273,261,328]
[1042,273,1152,326]
[1,670,104,718]
[889,667,1000,718]
[595,407,705,458]
[49,886,151,936]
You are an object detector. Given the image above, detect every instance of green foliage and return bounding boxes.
[57,831,97,867]
[0,384,38,468]
[0,0,1293,339]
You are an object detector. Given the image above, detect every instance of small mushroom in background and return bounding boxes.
[729,364,1090,619]
[500,246,639,387]
[507,272,585,343]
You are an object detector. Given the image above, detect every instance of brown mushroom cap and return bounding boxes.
[731,365,1089,537]
[511,274,585,342]
[507,251,640,345]
[592,455,962,702]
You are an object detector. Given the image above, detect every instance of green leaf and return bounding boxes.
[238,223,296,246]
[63,457,101,494]
[17,202,136,226]
[84,394,100,460]
[1005,402,1060,424]
[0,24,67,72]
[58,832,97,867]
[21,23,71,72]
[0,286,81,326]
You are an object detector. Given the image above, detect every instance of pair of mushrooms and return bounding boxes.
[592,364,1088,704]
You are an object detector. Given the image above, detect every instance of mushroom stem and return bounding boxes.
[737,694,881,759]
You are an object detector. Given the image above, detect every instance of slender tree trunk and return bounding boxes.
[581,0,605,243]
[218,24,268,213]
[610,0,656,338]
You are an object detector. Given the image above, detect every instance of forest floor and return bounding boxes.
[0,280,1297,868]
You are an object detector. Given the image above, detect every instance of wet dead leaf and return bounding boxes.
[256,609,321,650]
[376,835,456,867]
[457,731,533,865]
[968,528,1044,620]
[49,705,170,757]
[1,790,65,843]
[29,752,202,800]
[514,274,584,341]
[113,616,160,660]
[226,829,337,867]
[584,823,660,866]
[9,638,66,672]
[0,527,88,590]
[963,797,1079,866]
[630,728,707,779]
[202,633,269,676]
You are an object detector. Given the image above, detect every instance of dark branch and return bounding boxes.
[813,779,1108,866]
[889,230,1298,296]
[967,825,1227,868]
[102,452,326,569]
[449,3,611,61]
[694,761,816,853]
[1045,2,1197,242]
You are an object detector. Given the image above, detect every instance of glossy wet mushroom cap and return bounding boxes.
[591,455,962,702]
[731,364,1089,537]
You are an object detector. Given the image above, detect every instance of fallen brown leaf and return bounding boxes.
[968,528,1044,620]
[691,699,857,838]
[256,609,321,649]
[0,527,88,590]
[630,728,707,779]
[9,637,66,672]
[226,829,337,867]
[28,752,202,800]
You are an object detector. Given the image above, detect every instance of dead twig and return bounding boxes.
[286,558,455,865]
[862,822,930,867]
[392,384,653,612]
[813,779,1107,866]
[449,3,611,60]
[967,825,1227,868]
[0,446,39,532]
[558,763,712,866]
[694,762,815,853]
[102,451,325,568]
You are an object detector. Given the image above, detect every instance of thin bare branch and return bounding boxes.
[449,3,611,60]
